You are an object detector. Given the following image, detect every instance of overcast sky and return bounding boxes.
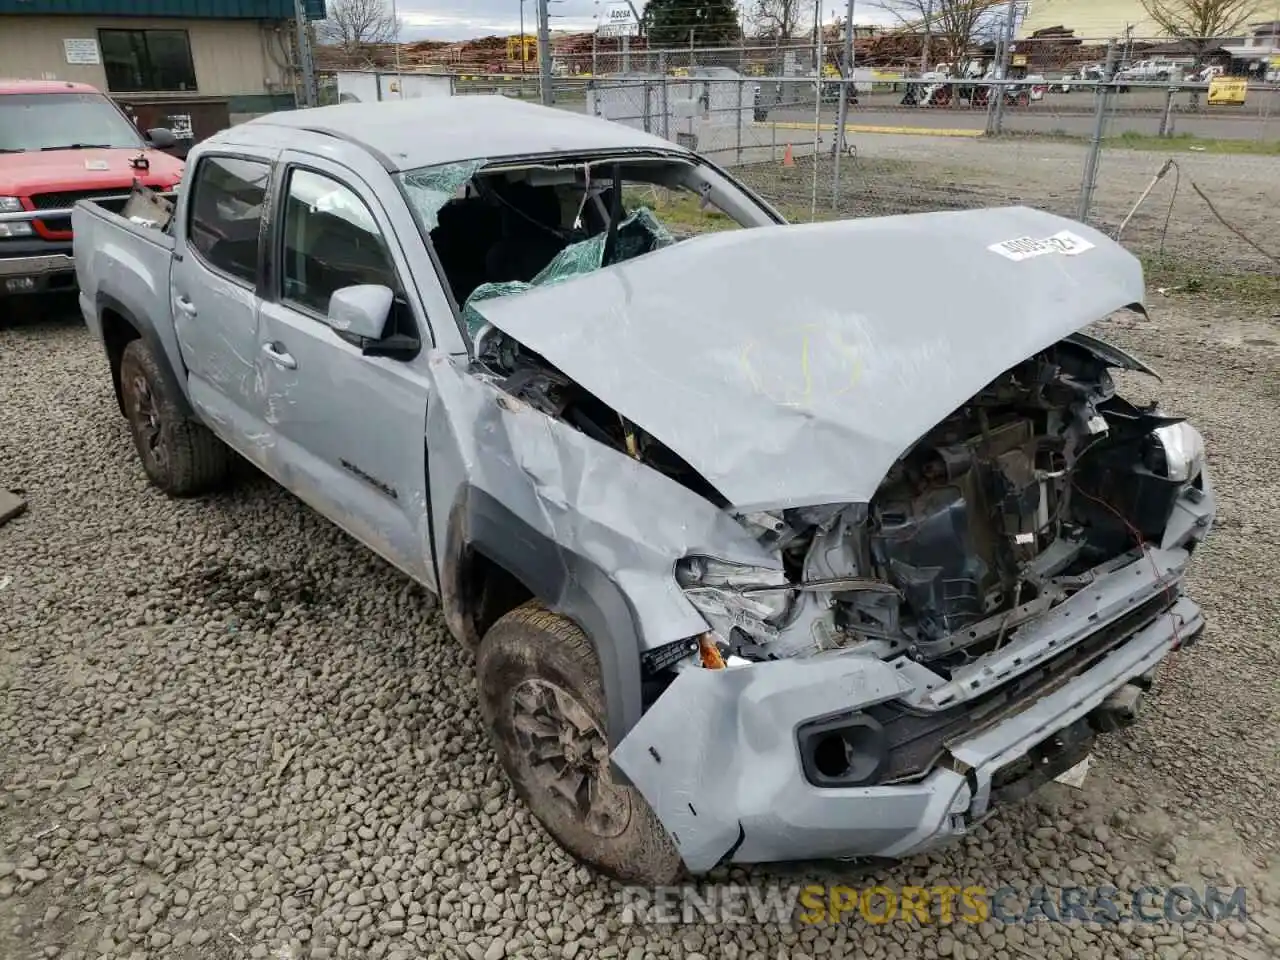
[393,0,904,43]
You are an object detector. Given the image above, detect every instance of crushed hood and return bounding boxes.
[475,206,1145,510]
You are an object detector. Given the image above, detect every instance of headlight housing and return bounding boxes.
[675,556,794,634]
[0,220,34,238]
[0,196,24,214]
[1148,422,1206,482]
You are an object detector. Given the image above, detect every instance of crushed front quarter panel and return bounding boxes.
[424,358,773,591]
[423,350,776,645]
[472,206,1146,510]
[423,350,791,742]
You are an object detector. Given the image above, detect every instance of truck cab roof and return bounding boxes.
[231,95,686,172]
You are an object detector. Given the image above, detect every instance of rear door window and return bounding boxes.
[186,155,270,286]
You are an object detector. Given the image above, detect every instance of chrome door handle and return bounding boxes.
[261,342,297,370]
[174,295,197,317]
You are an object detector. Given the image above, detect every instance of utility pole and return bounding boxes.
[833,0,855,205]
[810,0,823,221]
[537,0,554,105]
[390,0,402,98]
[990,0,1018,136]
[293,0,317,107]
[521,0,526,77]
[920,0,932,74]
[1078,39,1118,222]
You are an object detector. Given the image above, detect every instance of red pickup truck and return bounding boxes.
[0,80,184,297]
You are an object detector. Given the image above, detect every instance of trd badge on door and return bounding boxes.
[340,459,398,500]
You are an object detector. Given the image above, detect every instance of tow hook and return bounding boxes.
[1090,682,1144,733]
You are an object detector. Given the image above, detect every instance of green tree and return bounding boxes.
[644,0,742,48]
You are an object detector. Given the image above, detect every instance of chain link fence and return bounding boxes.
[314,34,1278,282]
[528,38,1278,283]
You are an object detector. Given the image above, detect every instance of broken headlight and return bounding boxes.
[1146,422,1206,482]
[675,556,794,635]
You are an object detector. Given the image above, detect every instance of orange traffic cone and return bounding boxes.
[782,143,794,167]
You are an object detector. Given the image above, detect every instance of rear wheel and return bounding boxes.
[476,601,683,884]
[119,339,231,496]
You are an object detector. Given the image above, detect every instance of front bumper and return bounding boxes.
[0,247,76,294]
[613,546,1205,873]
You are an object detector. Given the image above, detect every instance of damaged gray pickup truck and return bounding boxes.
[73,97,1215,884]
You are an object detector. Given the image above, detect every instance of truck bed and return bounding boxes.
[73,196,182,399]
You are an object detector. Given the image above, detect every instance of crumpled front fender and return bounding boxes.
[424,352,777,744]
[611,652,916,871]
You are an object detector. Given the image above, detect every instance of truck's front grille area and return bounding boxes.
[864,590,1175,784]
[30,190,131,212]
[28,191,135,235]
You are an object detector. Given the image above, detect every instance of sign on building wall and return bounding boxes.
[63,38,101,65]
[167,114,195,140]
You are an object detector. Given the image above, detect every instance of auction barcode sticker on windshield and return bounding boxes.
[989,230,1096,262]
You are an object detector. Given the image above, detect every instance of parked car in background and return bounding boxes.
[1116,60,1184,82]
[1045,63,1107,93]
[0,79,182,299]
[74,96,1215,886]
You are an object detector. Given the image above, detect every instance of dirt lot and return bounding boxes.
[2,201,1279,958]
[732,136,1280,277]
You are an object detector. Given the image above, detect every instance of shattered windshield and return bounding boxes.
[399,160,485,233]
[396,157,756,343]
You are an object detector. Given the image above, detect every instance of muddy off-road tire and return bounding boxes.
[119,339,231,496]
[476,602,683,885]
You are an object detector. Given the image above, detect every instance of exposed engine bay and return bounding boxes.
[476,327,1207,683]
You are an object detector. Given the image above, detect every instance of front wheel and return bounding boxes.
[476,601,683,884]
[119,339,231,496]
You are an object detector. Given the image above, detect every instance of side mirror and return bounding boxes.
[147,127,178,149]
[326,284,392,340]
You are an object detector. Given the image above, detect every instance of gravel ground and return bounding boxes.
[2,290,1279,960]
